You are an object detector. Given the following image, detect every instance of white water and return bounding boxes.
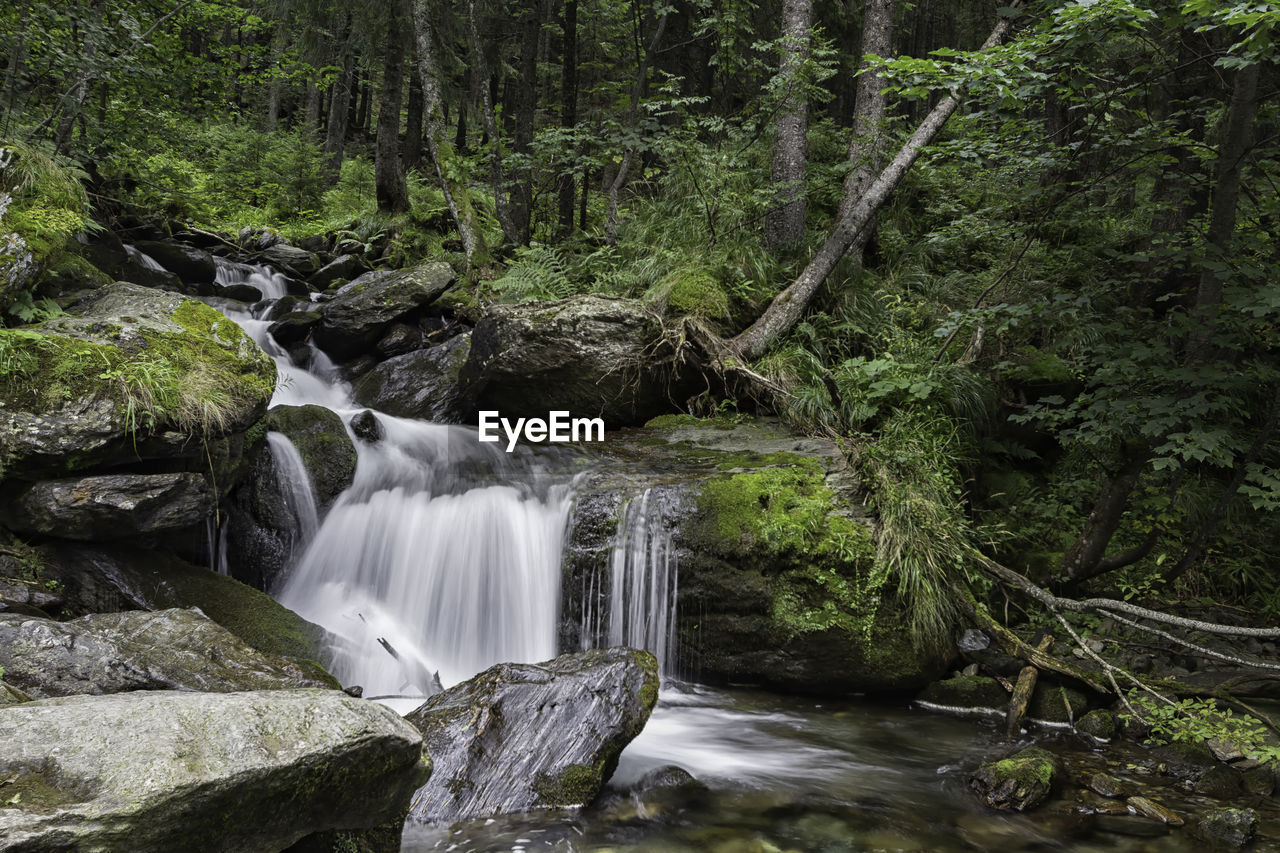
[264,431,319,552]
[124,244,166,271]
[214,255,290,299]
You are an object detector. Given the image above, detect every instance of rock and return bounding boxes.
[0,577,59,616]
[375,322,422,357]
[1078,790,1131,814]
[1195,807,1258,849]
[269,310,323,349]
[1125,795,1183,826]
[264,405,358,510]
[629,765,709,817]
[81,235,183,292]
[309,254,367,291]
[0,283,276,479]
[1086,771,1131,799]
[957,629,990,653]
[133,239,217,284]
[264,294,305,321]
[351,334,471,422]
[1151,741,1219,778]
[969,747,1062,811]
[916,675,1009,711]
[1207,736,1247,763]
[1075,708,1116,740]
[315,262,456,359]
[1194,764,1243,799]
[1241,765,1275,796]
[263,243,321,276]
[215,282,264,303]
[349,410,383,443]
[404,647,658,823]
[1,472,214,539]
[1028,682,1089,723]
[459,295,689,427]
[0,608,334,698]
[0,682,31,705]
[36,542,334,679]
[0,689,429,850]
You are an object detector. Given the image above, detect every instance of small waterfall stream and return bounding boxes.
[264,431,319,551]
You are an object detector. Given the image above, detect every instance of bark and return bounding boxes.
[55,3,106,155]
[265,28,286,131]
[409,0,489,269]
[557,0,579,237]
[376,6,410,214]
[764,0,813,250]
[605,5,671,245]
[511,1,541,242]
[730,3,1018,361]
[324,21,356,180]
[2,3,31,132]
[1061,446,1149,582]
[467,0,520,245]
[839,0,893,219]
[1006,636,1053,738]
[305,79,322,138]
[403,61,424,171]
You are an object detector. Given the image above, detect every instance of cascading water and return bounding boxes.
[264,431,320,552]
[580,489,679,675]
[124,244,166,271]
[214,255,290,299]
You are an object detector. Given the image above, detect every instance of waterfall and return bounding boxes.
[124,244,166,271]
[581,489,680,676]
[214,256,290,299]
[265,431,320,553]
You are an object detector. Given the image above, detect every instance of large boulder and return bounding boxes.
[0,608,334,698]
[35,542,335,679]
[969,746,1062,811]
[308,254,367,291]
[405,647,658,823]
[315,262,456,360]
[0,283,275,479]
[262,243,321,277]
[459,295,687,427]
[1,472,214,539]
[0,689,430,851]
[351,333,470,422]
[133,239,217,284]
[563,416,953,694]
[264,405,357,510]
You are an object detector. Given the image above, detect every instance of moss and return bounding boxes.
[532,761,604,807]
[918,675,1010,709]
[658,270,730,319]
[993,750,1056,788]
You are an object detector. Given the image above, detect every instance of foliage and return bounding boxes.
[1121,692,1280,767]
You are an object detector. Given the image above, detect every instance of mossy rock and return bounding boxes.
[1075,708,1117,740]
[265,405,357,510]
[1028,682,1089,723]
[969,747,1062,811]
[917,675,1009,710]
[650,270,730,320]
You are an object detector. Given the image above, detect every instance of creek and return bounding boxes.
[203,257,1276,852]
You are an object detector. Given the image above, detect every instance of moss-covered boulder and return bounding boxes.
[0,608,335,697]
[315,261,455,359]
[917,675,1010,711]
[969,747,1062,811]
[1196,808,1258,849]
[0,689,430,850]
[1,472,214,539]
[0,283,275,479]
[265,405,357,510]
[351,333,470,422]
[1028,682,1090,723]
[405,647,658,823]
[37,541,335,682]
[459,295,694,427]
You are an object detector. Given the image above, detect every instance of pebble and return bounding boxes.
[1086,772,1129,799]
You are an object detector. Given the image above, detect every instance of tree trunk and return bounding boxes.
[764,0,813,250]
[305,78,322,138]
[409,0,489,269]
[1061,446,1149,582]
[376,8,410,214]
[557,0,579,237]
[730,2,1017,361]
[839,0,893,219]
[467,0,520,245]
[325,22,356,180]
[606,4,671,245]
[403,54,424,171]
[511,1,541,243]
[55,3,106,155]
[2,3,32,134]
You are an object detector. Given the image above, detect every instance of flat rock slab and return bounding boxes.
[2,472,213,539]
[0,689,429,852]
[406,647,658,823]
[0,608,333,698]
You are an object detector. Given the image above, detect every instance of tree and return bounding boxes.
[763,0,812,250]
[375,1,410,214]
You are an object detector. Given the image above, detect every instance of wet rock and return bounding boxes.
[263,243,321,276]
[1125,795,1183,825]
[1241,765,1275,796]
[0,689,429,850]
[916,675,1008,710]
[350,410,384,443]
[1086,771,1131,799]
[133,239,217,284]
[1151,741,1219,778]
[1028,683,1089,723]
[37,542,334,679]
[215,281,264,303]
[1195,807,1257,849]
[1207,736,1247,763]
[969,747,1062,811]
[0,608,334,697]
[376,322,422,357]
[0,682,30,705]
[0,577,60,617]
[0,283,275,479]
[1075,708,1116,740]
[1194,764,1244,799]
[630,765,709,816]
[316,262,455,359]
[1078,790,1131,814]
[265,405,357,510]
[263,293,305,321]
[459,295,692,427]
[352,334,471,422]
[309,253,367,291]
[269,309,323,349]
[81,235,183,291]
[405,647,658,823]
[1,472,214,539]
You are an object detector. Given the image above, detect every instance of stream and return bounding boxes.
[200,257,1279,853]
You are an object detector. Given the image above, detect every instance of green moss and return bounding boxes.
[657,270,730,318]
[993,748,1057,789]
[532,761,604,807]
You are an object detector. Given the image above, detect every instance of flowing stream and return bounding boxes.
[201,258,1279,853]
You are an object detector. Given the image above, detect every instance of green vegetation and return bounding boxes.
[1121,693,1280,767]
